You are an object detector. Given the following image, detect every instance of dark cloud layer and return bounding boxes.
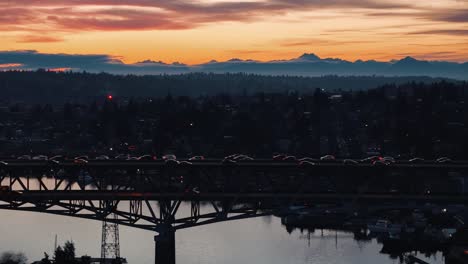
[409,29,468,36]
[0,0,411,32]
[366,8,468,23]
[0,50,118,68]
[428,9,468,23]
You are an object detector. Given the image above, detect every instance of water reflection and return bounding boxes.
[0,203,446,264]
[282,226,444,264]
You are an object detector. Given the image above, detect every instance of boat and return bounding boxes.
[281,208,348,228]
[367,220,402,234]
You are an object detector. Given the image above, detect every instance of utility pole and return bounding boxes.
[101,213,120,263]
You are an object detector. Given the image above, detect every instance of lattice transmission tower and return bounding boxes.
[101,213,120,263]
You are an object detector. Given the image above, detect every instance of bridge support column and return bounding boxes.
[154,229,175,264]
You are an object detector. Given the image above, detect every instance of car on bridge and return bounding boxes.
[382,156,396,163]
[17,155,31,160]
[299,160,316,166]
[115,154,130,160]
[32,155,48,160]
[137,154,156,161]
[74,158,88,164]
[299,157,319,163]
[343,159,358,165]
[163,154,177,160]
[49,155,67,162]
[320,155,336,162]
[232,155,254,161]
[437,157,453,163]
[75,155,89,161]
[189,156,205,161]
[96,155,110,160]
[179,161,193,166]
[282,155,297,162]
[409,157,425,163]
[359,156,381,163]
[221,157,237,164]
[372,160,391,166]
[273,154,286,161]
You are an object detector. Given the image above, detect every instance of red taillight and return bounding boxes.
[463,250,468,255]
[107,95,113,100]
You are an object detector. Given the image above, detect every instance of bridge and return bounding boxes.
[1,159,467,263]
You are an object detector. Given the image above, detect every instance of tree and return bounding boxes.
[54,246,65,264]
[39,253,51,264]
[0,252,27,264]
[80,256,91,264]
[54,241,76,264]
[111,258,123,264]
[63,241,76,260]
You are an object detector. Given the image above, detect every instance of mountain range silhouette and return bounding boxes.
[0,50,466,79]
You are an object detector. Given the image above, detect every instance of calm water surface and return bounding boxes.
[0,205,445,264]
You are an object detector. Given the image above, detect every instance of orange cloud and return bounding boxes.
[0,63,23,68]
[48,67,72,72]
[16,35,64,43]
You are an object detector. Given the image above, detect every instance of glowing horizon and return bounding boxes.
[1,0,468,64]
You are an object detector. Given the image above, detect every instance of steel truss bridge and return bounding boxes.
[0,160,468,263]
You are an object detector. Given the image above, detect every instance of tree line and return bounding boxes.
[0,70,451,103]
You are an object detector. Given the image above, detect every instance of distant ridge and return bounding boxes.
[0,71,457,103]
[297,53,321,61]
[0,50,467,80]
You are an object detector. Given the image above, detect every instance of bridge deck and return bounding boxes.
[0,190,466,203]
[2,160,468,169]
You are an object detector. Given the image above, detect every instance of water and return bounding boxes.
[0,206,445,264]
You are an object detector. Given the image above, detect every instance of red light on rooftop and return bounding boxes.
[128,145,136,151]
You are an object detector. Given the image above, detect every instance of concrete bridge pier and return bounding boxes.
[154,229,176,264]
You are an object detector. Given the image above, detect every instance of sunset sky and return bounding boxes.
[1,0,468,64]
